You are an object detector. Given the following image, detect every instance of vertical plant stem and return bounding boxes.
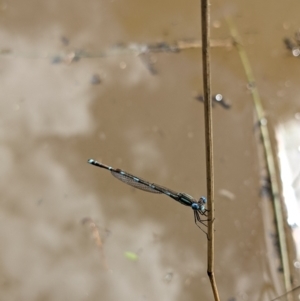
[200,1,220,300]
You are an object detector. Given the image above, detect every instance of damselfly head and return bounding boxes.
[191,202,206,213]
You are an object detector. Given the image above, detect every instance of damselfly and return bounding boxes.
[88,159,208,232]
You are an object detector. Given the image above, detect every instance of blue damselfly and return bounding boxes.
[88,159,208,232]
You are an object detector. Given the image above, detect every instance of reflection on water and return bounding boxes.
[277,119,300,227]
[2,0,300,300]
[276,118,300,276]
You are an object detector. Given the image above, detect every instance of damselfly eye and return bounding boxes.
[191,203,200,210]
[199,196,207,204]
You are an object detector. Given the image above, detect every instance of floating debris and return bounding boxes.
[124,251,138,261]
[260,176,272,198]
[90,74,101,85]
[139,53,158,75]
[163,272,174,283]
[51,55,63,64]
[283,31,300,57]
[195,93,231,109]
[60,36,70,46]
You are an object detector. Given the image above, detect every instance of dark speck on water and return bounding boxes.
[60,36,70,46]
[90,74,101,85]
[51,56,63,64]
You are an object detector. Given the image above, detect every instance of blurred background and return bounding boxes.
[1,0,300,300]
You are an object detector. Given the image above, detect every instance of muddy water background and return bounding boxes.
[1,1,300,300]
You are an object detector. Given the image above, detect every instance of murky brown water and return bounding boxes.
[1,1,300,300]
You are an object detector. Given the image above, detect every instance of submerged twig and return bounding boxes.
[82,217,109,270]
[0,39,232,61]
[200,1,220,301]
[226,16,292,297]
[270,285,300,301]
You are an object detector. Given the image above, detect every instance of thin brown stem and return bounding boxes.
[200,1,220,300]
